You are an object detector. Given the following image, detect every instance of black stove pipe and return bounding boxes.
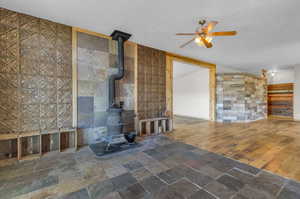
[109,30,131,108]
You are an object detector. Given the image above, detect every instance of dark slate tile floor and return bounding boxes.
[1,135,300,199]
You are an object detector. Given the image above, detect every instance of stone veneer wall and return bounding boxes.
[0,8,72,133]
[216,73,267,123]
[77,32,136,145]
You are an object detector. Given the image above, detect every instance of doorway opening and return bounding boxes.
[165,55,216,129]
[173,61,210,127]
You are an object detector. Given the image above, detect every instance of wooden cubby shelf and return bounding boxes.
[0,128,77,165]
[0,134,18,167]
[138,117,173,136]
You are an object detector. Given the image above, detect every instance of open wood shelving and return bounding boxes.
[0,134,18,167]
[138,117,173,136]
[0,128,77,165]
[267,83,293,119]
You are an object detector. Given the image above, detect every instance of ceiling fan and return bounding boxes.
[176,20,237,48]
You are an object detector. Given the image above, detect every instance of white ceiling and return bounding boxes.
[2,0,300,73]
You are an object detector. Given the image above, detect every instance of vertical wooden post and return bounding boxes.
[168,119,173,131]
[8,140,12,158]
[135,116,140,135]
[39,135,42,156]
[134,44,139,132]
[72,27,78,128]
[74,129,78,150]
[139,121,143,136]
[146,121,151,135]
[162,120,166,133]
[58,132,61,152]
[154,120,159,134]
[166,56,173,119]
[17,137,21,160]
[209,68,216,121]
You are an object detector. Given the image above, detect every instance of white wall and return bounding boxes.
[294,65,300,120]
[267,68,295,84]
[173,61,210,120]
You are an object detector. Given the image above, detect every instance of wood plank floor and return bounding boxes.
[168,117,300,181]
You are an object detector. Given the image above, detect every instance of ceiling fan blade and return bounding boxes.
[180,37,196,48]
[208,31,237,36]
[200,36,213,48]
[176,33,197,36]
[206,21,218,32]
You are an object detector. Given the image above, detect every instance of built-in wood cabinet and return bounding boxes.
[268,83,293,119]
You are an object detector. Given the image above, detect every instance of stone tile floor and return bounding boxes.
[0,135,300,199]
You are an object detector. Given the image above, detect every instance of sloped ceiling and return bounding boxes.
[2,0,300,72]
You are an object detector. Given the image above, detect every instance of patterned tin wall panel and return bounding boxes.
[0,8,72,133]
[137,45,166,120]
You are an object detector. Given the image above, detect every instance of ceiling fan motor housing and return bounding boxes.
[199,20,206,26]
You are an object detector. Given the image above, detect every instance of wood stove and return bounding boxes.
[102,30,136,151]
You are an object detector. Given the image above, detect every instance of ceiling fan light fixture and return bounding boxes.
[177,20,236,48]
[206,36,213,43]
[194,36,212,46]
[195,37,201,43]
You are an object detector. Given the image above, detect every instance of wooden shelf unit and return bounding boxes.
[138,117,173,136]
[268,83,293,119]
[0,134,18,167]
[0,128,77,165]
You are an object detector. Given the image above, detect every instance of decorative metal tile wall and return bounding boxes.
[0,8,72,133]
[137,45,166,120]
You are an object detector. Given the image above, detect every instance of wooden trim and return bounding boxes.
[18,131,40,137]
[165,54,216,121]
[39,134,42,156]
[59,128,77,133]
[72,27,78,128]
[17,137,21,160]
[209,68,216,121]
[268,115,294,120]
[166,56,173,118]
[58,131,61,152]
[74,129,78,150]
[134,43,139,131]
[20,154,40,161]
[268,93,293,97]
[268,83,294,91]
[18,131,40,138]
[72,27,135,45]
[73,27,112,40]
[0,134,18,140]
[165,52,215,69]
[139,117,169,122]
